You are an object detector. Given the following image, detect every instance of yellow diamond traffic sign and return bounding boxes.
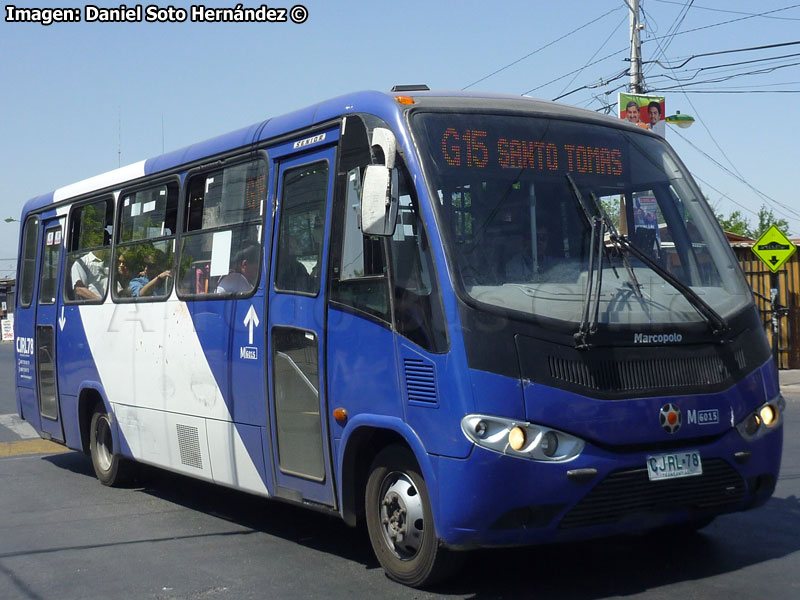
[751,225,796,273]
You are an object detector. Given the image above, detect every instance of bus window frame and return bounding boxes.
[38,223,63,306]
[175,152,268,302]
[63,195,115,305]
[273,158,331,299]
[112,175,181,304]
[17,215,40,309]
[328,114,393,327]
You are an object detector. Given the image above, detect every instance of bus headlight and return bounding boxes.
[736,395,785,441]
[461,414,584,462]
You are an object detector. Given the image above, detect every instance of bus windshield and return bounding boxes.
[412,112,752,327]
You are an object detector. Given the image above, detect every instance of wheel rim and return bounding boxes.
[378,471,425,560]
[94,415,113,473]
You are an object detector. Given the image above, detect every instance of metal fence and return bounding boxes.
[732,245,800,369]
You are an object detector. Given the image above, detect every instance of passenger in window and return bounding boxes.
[117,250,170,297]
[216,243,260,294]
[71,250,108,300]
[115,252,135,297]
[131,263,171,297]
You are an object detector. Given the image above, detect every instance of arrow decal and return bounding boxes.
[58,306,66,331]
[243,305,260,345]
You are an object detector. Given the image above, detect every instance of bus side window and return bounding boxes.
[329,115,393,322]
[330,166,389,320]
[274,162,327,295]
[177,159,266,298]
[64,198,114,303]
[39,226,62,305]
[113,182,178,301]
[327,116,391,321]
[389,164,448,353]
[18,216,40,308]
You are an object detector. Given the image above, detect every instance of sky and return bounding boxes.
[2,0,799,277]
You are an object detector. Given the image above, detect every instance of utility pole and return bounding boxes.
[629,0,643,94]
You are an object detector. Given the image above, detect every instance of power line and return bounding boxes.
[521,47,628,96]
[461,6,622,91]
[644,0,694,71]
[673,129,800,221]
[690,173,761,219]
[640,14,745,182]
[643,40,800,69]
[553,14,629,100]
[643,5,800,41]
[649,60,800,90]
[654,88,800,93]
[639,18,800,222]
[551,69,629,102]
[651,0,800,21]
[646,51,800,83]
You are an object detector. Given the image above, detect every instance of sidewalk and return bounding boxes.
[780,370,800,396]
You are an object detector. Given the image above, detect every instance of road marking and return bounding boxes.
[0,439,71,458]
[0,413,39,439]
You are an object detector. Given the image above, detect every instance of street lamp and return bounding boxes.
[666,111,695,129]
[4,217,19,223]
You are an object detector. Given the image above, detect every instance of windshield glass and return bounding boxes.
[412,112,751,326]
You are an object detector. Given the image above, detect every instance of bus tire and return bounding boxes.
[365,445,462,587]
[89,408,133,487]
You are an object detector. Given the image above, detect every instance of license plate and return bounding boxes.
[646,451,703,481]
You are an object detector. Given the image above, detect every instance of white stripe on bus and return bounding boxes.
[53,160,146,202]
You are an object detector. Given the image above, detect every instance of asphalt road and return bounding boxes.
[1,340,799,599]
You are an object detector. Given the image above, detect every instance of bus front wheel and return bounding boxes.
[365,445,461,587]
[89,408,133,487]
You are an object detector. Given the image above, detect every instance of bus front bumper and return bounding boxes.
[433,424,782,550]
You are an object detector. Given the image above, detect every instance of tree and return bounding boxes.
[755,206,790,239]
[712,204,790,239]
[599,197,620,229]
[715,209,751,237]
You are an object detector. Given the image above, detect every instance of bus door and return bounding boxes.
[266,142,337,507]
[35,217,66,442]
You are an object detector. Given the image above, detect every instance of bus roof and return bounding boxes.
[20,89,629,217]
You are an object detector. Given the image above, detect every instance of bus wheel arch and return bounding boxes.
[340,427,409,528]
[364,444,462,587]
[77,386,134,486]
[78,387,108,454]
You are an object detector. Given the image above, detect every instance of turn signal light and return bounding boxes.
[394,95,415,105]
[333,408,348,424]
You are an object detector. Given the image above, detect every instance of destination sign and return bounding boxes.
[438,127,625,177]
[752,225,797,273]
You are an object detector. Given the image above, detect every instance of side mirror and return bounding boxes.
[361,165,398,236]
[371,128,396,169]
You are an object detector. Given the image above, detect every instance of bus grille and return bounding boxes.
[558,459,745,529]
[548,350,745,393]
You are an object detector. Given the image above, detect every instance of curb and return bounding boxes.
[780,385,800,398]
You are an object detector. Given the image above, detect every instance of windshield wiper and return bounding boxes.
[566,174,605,349]
[567,174,728,344]
[607,230,729,336]
[587,191,643,300]
[585,187,728,336]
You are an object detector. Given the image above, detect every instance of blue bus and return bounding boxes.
[14,87,784,587]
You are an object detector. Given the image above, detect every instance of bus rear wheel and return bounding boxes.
[89,408,133,487]
[365,445,461,587]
